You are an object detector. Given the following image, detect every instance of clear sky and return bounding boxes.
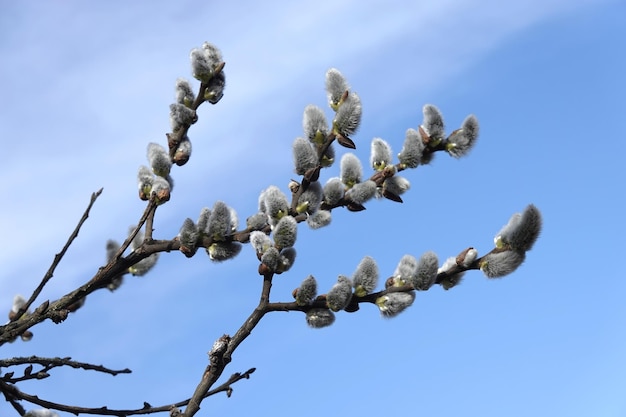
[1,1,625,416]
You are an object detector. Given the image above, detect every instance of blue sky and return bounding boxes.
[1,1,625,416]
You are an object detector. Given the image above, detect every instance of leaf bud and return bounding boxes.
[393,254,418,282]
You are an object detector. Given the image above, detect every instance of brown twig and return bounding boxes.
[10,189,104,323]
[0,368,255,416]
[183,273,273,417]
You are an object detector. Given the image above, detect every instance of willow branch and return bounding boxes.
[183,273,273,417]
[10,189,103,323]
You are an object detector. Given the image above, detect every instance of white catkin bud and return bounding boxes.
[326,276,353,312]
[207,242,242,262]
[306,308,335,328]
[197,207,211,234]
[129,253,159,276]
[352,256,379,297]
[106,240,120,262]
[151,176,171,204]
[307,209,332,229]
[178,218,198,256]
[229,207,239,232]
[333,92,362,138]
[325,68,349,110]
[129,227,143,251]
[24,410,60,417]
[323,177,345,206]
[273,215,298,250]
[250,231,272,255]
[438,257,457,274]
[204,71,225,104]
[394,254,418,282]
[175,77,195,106]
[297,181,323,214]
[261,246,281,271]
[345,180,377,205]
[398,128,425,168]
[370,138,392,171]
[480,250,526,278]
[495,205,542,252]
[412,251,438,291]
[277,247,297,273]
[422,104,445,141]
[190,48,212,82]
[137,165,154,200]
[383,176,410,196]
[446,115,479,158]
[303,105,329,143]
[202,41,223,65]
[376,292,415,318]
[246,212,268,231]
[340,153,362,187]
[169,103,197,132]
[207,201,231,241]
[172,136,192,166]
[147,143,172,177]
[295,275,318,306]
[12,294,27,314]
[293,137,319,175]
[261,186,289,225]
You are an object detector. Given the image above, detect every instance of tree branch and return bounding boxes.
[10,189,103,323]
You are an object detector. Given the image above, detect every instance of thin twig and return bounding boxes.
[10,189,104,323]
[0,368,255,416]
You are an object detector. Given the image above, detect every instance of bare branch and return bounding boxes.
[10,189,103,323]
